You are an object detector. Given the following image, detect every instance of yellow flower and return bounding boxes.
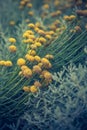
[41,70,52,82]
[22,68,32,78]
[74,26,81,32]
[44,71,52,80]
[33,65,42,74]
[25,54,35,62]
[41,58,50,65]
[23,32,29,38]
[54,1,60,6]
[20,1,26,6]
[38,63,43,68]
[49,24,56,30]
[38,30,45,36]
[43,4,49,9]
[34,27,39,32]
[24,30,34,35]
[4,61,13,67]
[24,39,34,44]
[23,86,30,92]
[63,15,70,21]
[34,56,41,62]
[0,60,5,66]
[48,31,55,35]
[28,11,34,16]
[17,58,26,66]
[27,3,32,8]
[56,10,62,15]
[39,37,46,44]
[8,37,16,43]
[45,54,54,59]
[30,85,38,93]
[30,44,37,49]
[28,23,35,28]
[9,21,15,26]
[70,15,76,20]
[28,35,35,40]
[35,42,42,47]
[35,22,41,27]
[28,50,36,56]
[21,65,28,71]
[41,58,52,68]
[8,45,17,52]
[34,81,42,87]
[45,34,52,40]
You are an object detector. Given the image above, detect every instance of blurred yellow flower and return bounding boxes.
[23,86,30,92]
[34,56,41,62]
[17,58,26,66]
[8,37,16,43]
[8,45,17,52]
[34,81,42,87]
[4,61,13,67]
[33,65,42,74]
[0,60,5,66]
[25,54,35,62]
[30,85,38,93]
[22,68,32,78]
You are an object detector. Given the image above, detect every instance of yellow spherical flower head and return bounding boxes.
[8,37,16,43]
[33,65,42,74]
[0,60,5,66]
[48,31,55,35]
[38,62,43,68]
[34,27,39,32]
[41,70,52,85]
[35,22,41,27]
[35,42,42,47]
[9,21,15,26]
[21,65,29,71]
[17,58,26,66]
[45,34,52,40]
[38,30,46,36]
[39,37,47,44]
[23,86,30,92]
[23,39,34,44]
[43,4,49,9]
[26,30,34,35]
[8,45,17,52]
[43,71,52,81]
[41,58,52,68]
[28,23,35,29]
[34,56,41,62]
[34,81,42,87]
[22,67,32,78]
[45,54,54,59]
[30,85,38,93]
[23,32,29,38]
[30,44,37,50]
[28,11,34,16]
[4,61,13,67]
[28,50,36,56]
[63,15,70,21]
[69,15,76,20]
[28,35,35,40]
[25,54,35,62]
[27,3,32,8]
